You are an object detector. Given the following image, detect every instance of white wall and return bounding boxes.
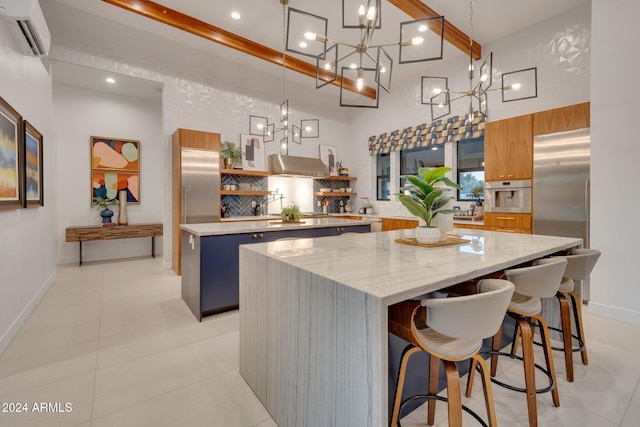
[0,27,55,353]
[590,0,640,325]
[52,83,163,264]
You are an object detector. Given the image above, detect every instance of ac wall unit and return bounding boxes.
[0,0,51,56]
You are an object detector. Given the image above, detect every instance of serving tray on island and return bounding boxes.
[394,237,470,248]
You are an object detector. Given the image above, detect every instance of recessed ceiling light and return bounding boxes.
[418,24,428,32]
[231,11,241,20]
[299,41,307,48]
[105,77,116,84]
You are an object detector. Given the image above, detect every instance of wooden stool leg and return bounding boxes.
[535,314,560,407]
[474,354,498,427]
[490,324,503,377]
[428,355,440,426]
[568,290,589,365]
[390,346,421,427]
[512,325,521,356]
[557,293,575,382]
[443,360,463,427]
[465,358,477,398]
[516,317,538,427]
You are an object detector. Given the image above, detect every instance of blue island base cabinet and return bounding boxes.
[181,224,370,321]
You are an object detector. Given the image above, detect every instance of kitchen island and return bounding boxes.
[180,217,371,320]
[238,228,582,427]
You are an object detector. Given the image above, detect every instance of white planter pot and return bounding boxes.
[415,226,441,244]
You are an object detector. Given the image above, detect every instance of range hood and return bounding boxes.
[268,154,329,177]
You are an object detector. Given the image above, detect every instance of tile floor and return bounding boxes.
[0,257,638,426]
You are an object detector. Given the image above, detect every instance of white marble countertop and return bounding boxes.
[241,228,582,305]
[180,217,372,236]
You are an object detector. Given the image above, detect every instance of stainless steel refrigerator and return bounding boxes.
[181,148,220,224]
[533,127,591,297]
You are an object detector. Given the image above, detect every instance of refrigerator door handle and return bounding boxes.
[585,179,590,248]
[182,185,188,223]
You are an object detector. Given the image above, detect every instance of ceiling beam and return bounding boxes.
[387,0,481,59]
[101,0,377,99]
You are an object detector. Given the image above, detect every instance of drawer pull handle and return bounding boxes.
[497,217,516,220]
[496,228,516,233]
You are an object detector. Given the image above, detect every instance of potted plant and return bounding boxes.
[397,166,462,244]
[281,202,303,222]
[221,140,243,169]
[91,197,119,224]
[470,185,484,206]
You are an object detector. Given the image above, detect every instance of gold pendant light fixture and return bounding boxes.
[421,0,538,121]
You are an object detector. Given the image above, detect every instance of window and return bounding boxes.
[376,153,391,200]
[457,137,485,201]
[399,145,444,189]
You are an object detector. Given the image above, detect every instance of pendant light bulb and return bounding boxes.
[366,6,376,22]
[356,68,364,91]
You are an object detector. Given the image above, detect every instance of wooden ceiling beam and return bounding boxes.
[387,0,481,59]
[101,0,377,99]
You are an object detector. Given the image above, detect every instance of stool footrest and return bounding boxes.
[534,325,586,353]
[398,394,488,427]
[479,350,555,394]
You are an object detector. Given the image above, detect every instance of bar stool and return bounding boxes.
[467,258,567,427]
[390,279,515,427]
[548,248,601,382]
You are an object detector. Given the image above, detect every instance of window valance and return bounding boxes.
[368,113,486,155]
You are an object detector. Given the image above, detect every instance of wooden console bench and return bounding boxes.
[65,223,163,266]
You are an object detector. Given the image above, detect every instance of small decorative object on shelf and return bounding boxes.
[91,197,119,225]
[397,166,462,244]
[221,140,243,169]
[118,190,128,225]
[336,161,349,176]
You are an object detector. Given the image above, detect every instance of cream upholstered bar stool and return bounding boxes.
[467,258,567,427]
[390,279,515,427]
[547,248,601,382]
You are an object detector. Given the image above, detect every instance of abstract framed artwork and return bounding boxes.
[91,171,140,204]
[24,121,43,207]
[240,133,265,171]
[91,136,140,171]
[319,144,338,176]
[0,95,23,211]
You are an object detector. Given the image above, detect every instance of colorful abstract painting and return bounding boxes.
[0,96,22,210]
[91,171,140,204]
[24,121,43,206]
[91,136,140,171]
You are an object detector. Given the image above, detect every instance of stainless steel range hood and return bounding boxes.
[268,154,329,177]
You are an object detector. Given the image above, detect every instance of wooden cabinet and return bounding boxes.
[484,115,533,181]
[483,213,532,234]
[533,102,590,136]
[382,218,419,231]
[172,128,220,275]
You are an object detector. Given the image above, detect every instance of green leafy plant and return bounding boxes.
[281,202,303,222]
[397,166,462,228]
[221,140,243,164]
[470,185,484,205]
[90,197,118,210]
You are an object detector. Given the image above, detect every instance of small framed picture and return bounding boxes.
[319,144,338,176]
[91,171,140,204]
[240,133,265,171]
[91,136,140,171]
[24,121,43,207]
[0,95,23,211]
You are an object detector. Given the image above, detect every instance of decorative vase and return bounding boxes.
[415,226,441,244]
[100,208,114,224]
[223,158,233,169]
[118,190,128,225]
